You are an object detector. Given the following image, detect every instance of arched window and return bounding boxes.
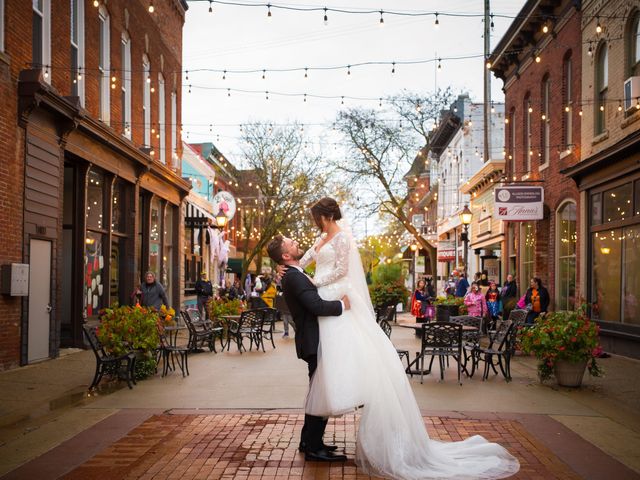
[556,201,577,311]
[98,5,110,123]
[523,93,532,173]
[121,32,131,138]
[562,51,572,150]
[627,10,640,76]
[541,75,551,165]
[509,108,516,177]
[142,55,151,147]
[595,42,608,135]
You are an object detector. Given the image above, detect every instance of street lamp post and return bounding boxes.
[459,205,472,277]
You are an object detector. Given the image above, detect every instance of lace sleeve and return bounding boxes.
[313,232,350,287]
[299,242,318,269]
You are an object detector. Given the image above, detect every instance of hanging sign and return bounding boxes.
[437,241,456,262]
[415,255,426,273]
[212,191,236,221]
[494,186,544,221]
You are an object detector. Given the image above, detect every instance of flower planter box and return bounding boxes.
[436,304,459,322]
[554,359,588,387]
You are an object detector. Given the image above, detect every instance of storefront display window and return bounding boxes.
[592,230,622,322]
[603,183,633,223]
[591,193,602,226]
[149,197,161,276]
[623,226,640,325]
[163,206,174,305]
[85,169,106,316]
[557,202,576,311]
[521,222,535,287]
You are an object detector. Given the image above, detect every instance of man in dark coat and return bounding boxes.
[267,235,350,462]
[195,271,214,319]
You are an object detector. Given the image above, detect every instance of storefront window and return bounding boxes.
[521,222,535,288]
[163,206,174,305]
[86,169,104,229]
[109,236,120,306]
[85,231,105,316]
[592,230,622,322]
[591,193,602,226]
[635,179,640,217]
[149,197,161,276]
[111,179,127,233]
[603,183,633,223]
[623,226,640,324]
[557,203,576,311]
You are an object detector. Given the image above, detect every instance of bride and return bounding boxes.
[298,197,520,480]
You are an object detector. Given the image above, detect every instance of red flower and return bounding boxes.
[571,337,577,342]
[558,346,565,351]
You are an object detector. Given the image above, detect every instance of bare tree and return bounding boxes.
[237,123,327,283]
[333,90,455,277]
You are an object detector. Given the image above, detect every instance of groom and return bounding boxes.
[267,235,349,462]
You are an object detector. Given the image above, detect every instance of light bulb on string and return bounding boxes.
[341,96,344,105]
[185,70,189,81]
[379,10,384,26]
[618,101,623,112]
[148,1,154,13]
[267,4,272,18]
[208,0,213,13]
[222,70,226,80]
[542,23,549,33]
[434,12,439,28]
[347,65,351,76]
[437,58,442,70]
[262,69,266,80]
[490,13,494,29]
[43,66,49,79]
[93,0,99,6]
[391,62,396,74]
[595,17,602,34]
[265,90,269,100]
[227,88,231,97]
[323,7,328,25]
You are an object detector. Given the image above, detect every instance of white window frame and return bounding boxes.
[541,76,550,167]
[524,95,531,173]
[98,6,110,124]
[563,56,572,149]
[1,0,5,52]
[32,0,51,84]
[555,200,577,311]
[509,110,516,176]
[121,32,131,139]
[595,43,608,135]
[171,91,177,165]
[158,73,166,164]
[70,0,85,105]
[143,55,151,147]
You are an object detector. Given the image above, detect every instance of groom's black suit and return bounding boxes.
[281,265,343,453]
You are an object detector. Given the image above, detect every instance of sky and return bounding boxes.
[181,0,527,235]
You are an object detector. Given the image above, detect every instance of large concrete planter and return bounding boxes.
[554,359,588,387]
[436,304,459,322]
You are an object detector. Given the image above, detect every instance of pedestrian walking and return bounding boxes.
[195,271,213,320]
[485,281,502,330]
[464,281,488,320]
[501,274,518,320]
[411,279,429,323]
[133,271,169,311]
[524,277,550,325]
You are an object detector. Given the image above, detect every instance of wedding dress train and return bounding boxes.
[301,226,520,480]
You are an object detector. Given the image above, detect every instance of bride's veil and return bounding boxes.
[337,219,376,319]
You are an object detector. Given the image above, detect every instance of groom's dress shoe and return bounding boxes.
[304,448,347,462]
[298,442,338,453]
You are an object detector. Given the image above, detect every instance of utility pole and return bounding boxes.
[483,0,491,163]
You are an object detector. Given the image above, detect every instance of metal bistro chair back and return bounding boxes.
[379,319,411,373]
[475,321,518,381]
[82,324,136,390]
[157,327,190,377]
[259,307,278,351]
[418,321,463,384]
[181,309,217,352]
[507,309,528,327]
[228,308,264,352]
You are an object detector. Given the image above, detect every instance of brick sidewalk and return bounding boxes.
[59,412,580,480]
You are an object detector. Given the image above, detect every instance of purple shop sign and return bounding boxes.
[494,186,544,221]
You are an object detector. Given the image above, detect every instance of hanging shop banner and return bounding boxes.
[437,241,456,262]
[212,191,237,221]
[416,255,426,273]
[494,186,544,221]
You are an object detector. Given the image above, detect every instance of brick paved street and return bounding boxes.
[59,412,580,480]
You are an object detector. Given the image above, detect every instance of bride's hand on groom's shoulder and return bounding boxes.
[275,264,286,280]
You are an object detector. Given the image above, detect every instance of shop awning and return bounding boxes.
[227,258,243,275]
[471,234,505,250]
[185,202,213,227]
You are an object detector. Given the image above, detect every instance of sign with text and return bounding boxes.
[494,186,544,221]
[437,241,456,262]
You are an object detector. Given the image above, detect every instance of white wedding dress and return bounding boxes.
[300,226,520,480]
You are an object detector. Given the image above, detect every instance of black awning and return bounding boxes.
[185,202,213,227]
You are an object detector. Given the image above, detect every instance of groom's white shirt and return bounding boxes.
[287,265,344,312]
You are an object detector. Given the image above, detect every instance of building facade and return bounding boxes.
[564,0,640,357]
[490,0,582,309]
[0,0,189,370]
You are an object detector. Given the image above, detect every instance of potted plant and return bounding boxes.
[97,304,170,380]
[207,297,245,320]
[520,307,603,387]
[369,281,410,312]
[433,295,467,320]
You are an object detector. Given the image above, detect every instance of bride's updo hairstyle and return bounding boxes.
[310,197,342,230]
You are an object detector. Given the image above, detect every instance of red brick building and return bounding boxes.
[489,0,582,309]
[0,0,189,370]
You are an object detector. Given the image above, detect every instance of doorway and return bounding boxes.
[28,239,52,363]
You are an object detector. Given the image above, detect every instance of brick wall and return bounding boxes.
[499,4,582,305]
[0,0,186,370]
[581,0,640,157]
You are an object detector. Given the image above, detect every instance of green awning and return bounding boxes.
[227,258,243,275]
